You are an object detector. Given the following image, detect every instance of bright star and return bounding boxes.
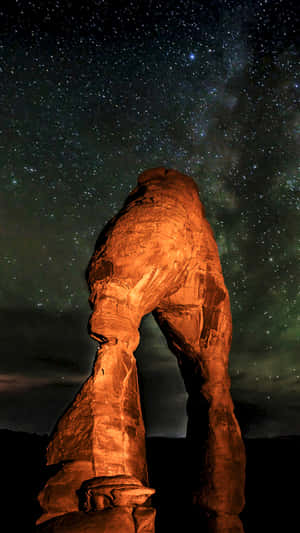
[189,53,195,60]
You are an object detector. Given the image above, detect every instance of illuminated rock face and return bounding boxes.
[37,167,246,532]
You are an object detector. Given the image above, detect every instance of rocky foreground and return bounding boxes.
[0,430,298,532]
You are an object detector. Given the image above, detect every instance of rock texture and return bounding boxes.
[37,167,246,532]
[37,475,155,533]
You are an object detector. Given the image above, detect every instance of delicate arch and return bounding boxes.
[37,168,246,533]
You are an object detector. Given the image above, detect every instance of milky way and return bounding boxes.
[0,1,299,437]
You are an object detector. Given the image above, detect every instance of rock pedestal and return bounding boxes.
[37,475,155,533]
[37,167,246,532]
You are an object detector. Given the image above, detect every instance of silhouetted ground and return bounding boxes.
[1,430,298,532]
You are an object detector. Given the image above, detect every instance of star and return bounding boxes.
[0,0,298,439]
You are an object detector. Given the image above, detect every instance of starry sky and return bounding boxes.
[0,0,299,438]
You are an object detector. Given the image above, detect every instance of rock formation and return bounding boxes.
[37,167,246,532]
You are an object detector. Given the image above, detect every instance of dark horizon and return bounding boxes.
[1,429,299,532]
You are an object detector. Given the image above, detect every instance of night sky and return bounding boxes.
[1,0,299,438]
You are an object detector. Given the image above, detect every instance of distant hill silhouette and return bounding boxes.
[0,430,298,531]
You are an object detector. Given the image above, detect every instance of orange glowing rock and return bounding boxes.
[37,167,246,533]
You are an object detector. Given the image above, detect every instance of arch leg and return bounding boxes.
[153,270,246,531]
[37,263,180,531]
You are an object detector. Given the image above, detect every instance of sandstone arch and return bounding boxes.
[37,167,246,533]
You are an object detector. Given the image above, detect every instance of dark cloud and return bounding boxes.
[0,308,96,377]
[0,309,298,438]
[0,381,82,434]
[0,308,97,433]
